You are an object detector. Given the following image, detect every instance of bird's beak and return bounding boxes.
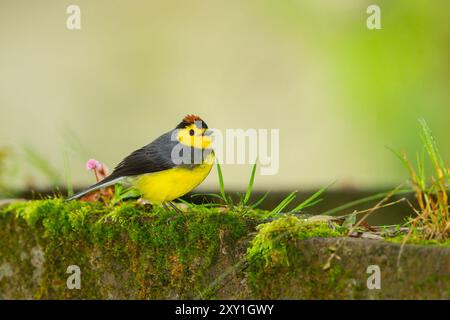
[203,129,213,136]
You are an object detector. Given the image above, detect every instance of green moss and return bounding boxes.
[385,232,450,247]
[246,215,344,268]
[0,198,268,299]
[244,215,351,299]
[0,200,349,299]
[5,199,447,299]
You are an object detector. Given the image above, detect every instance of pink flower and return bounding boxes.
[86,159,101,171]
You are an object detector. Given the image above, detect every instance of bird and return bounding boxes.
[67,114,214,209]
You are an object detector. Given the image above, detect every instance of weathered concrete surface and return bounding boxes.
[247,237,450,299]
[2,234,450,299]
[0,201,449,299]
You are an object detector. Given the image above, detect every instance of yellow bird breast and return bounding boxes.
[133,152,214,204]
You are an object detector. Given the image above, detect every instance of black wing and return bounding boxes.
[107,131,178,180]
[66,131,180,200]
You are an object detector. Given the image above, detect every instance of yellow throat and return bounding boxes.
[133,151,214,204]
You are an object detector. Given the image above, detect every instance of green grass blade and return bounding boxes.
[216,162,227,203]
[243,162,258,205]
[227,195,235,207]
[250,191,269,209]
[297,198,323,210]
[109,184,121,205]
[119,188,141,200]
[419,118,449,181]
[291,182,334,212]
[177,198,194,208]
[236,191,243,203]
[270,191,297,214]
[385,146,409,169]
[322,188,412,216]
[416,150,426,189]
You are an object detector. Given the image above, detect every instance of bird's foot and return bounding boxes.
[164,201,184,224]
[137,198,151,206]
[168,201,183,213]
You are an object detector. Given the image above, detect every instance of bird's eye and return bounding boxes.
[189,129,195,136]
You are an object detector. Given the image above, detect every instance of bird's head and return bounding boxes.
[175,114,212,149]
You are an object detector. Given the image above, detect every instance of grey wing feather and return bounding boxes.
[110,131,178,178]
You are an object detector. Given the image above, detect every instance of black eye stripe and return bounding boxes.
[189,129,195,136]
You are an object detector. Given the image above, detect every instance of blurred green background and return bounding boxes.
[0,0,449,195]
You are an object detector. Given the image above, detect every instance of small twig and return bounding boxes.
[333,198,407,220]
[323,184,404,270]
[396,197,424,267]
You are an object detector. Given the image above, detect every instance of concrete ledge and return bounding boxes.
[1,200,449,299]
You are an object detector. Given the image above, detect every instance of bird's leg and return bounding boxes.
[137,198,151,206]
[162,202,171,211]
[168,201,182,213]
[164,201,183,225]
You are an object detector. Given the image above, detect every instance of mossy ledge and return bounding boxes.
[0,199,449,299]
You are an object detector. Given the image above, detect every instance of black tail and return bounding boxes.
[66,175,123,201]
